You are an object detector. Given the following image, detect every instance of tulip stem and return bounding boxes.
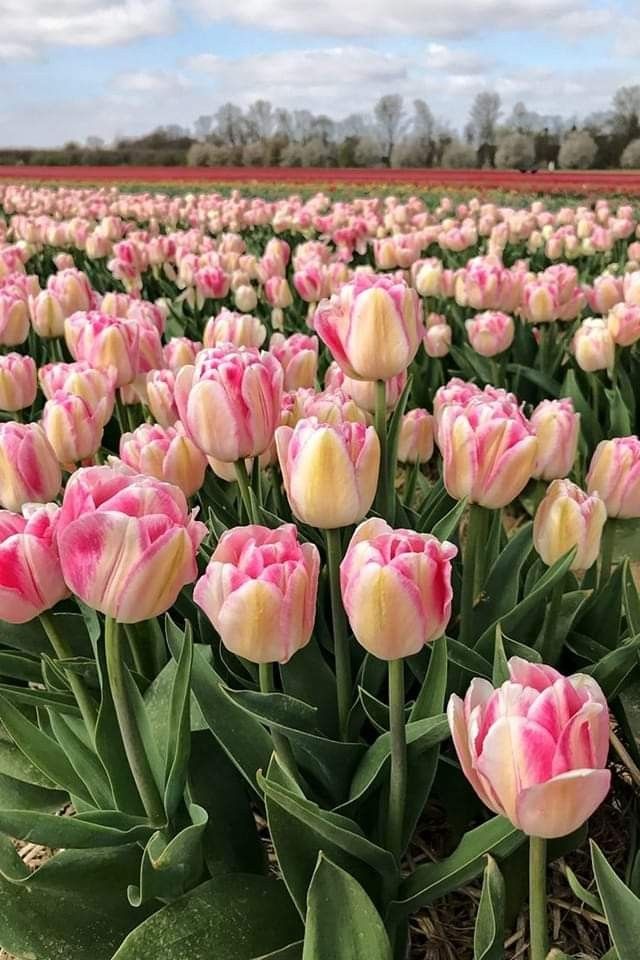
[235,459,259,524]
[104,617,165,824]
[374,379,392,521]
[325,527,352,741]
[459,504,487,646]
[599,519,617,587]
[386,658,407,864]
[258,662,302,788]
[529,836,548,960]
[40,612,98,741]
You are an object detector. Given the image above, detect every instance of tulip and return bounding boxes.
[0,503,69,623]
[163,337,202,371]
[586,437,640,518]
[65,311,139,387]
[194,524,320,664]
[0,290,29,346]
[47,268,93,316]
[521,280,559,324]
[423,323,452,358]
[588,274,624,314]
[270,333,318,391]
[530,399,579,481]
[398,409,434,464]
[293,267,325,302]
[290,388,369,426]
[447,657,610,838]
[146,369,179,427]
[264,276,293,310]
[194,266,230,302]
[41,391,105,464]
[438,400,537,509]
[234,284,258,313]
[204,310,266,350]
[38,361,115,425]
[534,480,606,571]
[466,311,514,357]
[0,353,37,412]
[57,465,206,622]
[412,257,443,298]
[275,417,380,529]
[314,273,423,382]
[341,370,407,414]
[573,318,615,373]
[175,345,283,462]
[607,302,640,347]
[28,290,66,338]
[0,422,61,512]
[119,423,207,497]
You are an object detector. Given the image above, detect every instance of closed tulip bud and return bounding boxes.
[0,422,61,512]
[315,273,423,381]
[340,517,456,659]
[28,290,66,338]
[439,400,537,509]
[530,398,579,480]
[194,266,230,303]
[47,269,93,316]
[0,291,29,346]
[276,417,380,528]
[175,345,283,462]
[38,361,115,425]
[118,423,207,498]
[264,276,293,309]
[448,658,610,838]
[533,479,606,571]
[589,275,624,314]
[398,408,434,464]
[293,267,325,302]
[587,437,640,518]
[623,270,640,305]
[146,369,179,427]
[57,465,206,622]
[0,353,37,412]
[342,369,407,414]
[270,333,318,391]
[203,309,266,349]
[466,311,514,357]
[412,257,443,298]
[234,284,258,313]
[290,388,369,426]
[573,318,615,373]
[423,323,452,358]
[373,237,398,270]
[163,337,202,371]
[65,311,139,387]
[194,524,319,664]
[42,391,105,464]
[607,302,640,347]
[0,504,69,623]
[522,280,559,324]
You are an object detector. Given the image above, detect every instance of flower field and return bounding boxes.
[1,182,640,960]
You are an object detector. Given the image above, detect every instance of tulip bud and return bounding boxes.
[533,479,606,571]
[573,318,615,373]
[146,369,179,427]
[293,267,325,302]
[47,269,93,316]
[28,290,66,338]
[38,361,115,425]
[0,504,69,623]
[448,658,610,838]
[412,258,443,298]
[341,370,407,414]
[163,337,201,371]
[203,309,266,349]
[65,311,139,387]
[119,423,207,497]
[42,391,105,464]
[234,284,258,313]
[0,353,37,412]
[194,524,320,664]
[340,517,456,659]
[522,280,559,324]
[264,276,293,309]
[589,274,624,314]
[607,302,640,347]
[0,422,61,512]
[423,323,452,358]
[194,266,230,302]
[587,437,640,518]
[398,408,434,464]
[275,417,380,529]
[290,388,369,426]
[465,311,514,357]
[530,398,579,481]
[269,333,318,391]
[0,290,29,346]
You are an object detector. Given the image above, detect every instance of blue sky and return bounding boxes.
[1,0,638,146]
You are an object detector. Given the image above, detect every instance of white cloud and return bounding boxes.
[426,43,488,74]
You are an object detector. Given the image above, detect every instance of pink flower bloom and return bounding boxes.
[163,337,202,371]
[573,318,614,373]
[341,369,407,414]
[42,391,105,464]
[194,524,320,664]
[340,517,457,659]
[146,369,179,427]
[0,422,61,512]
[270,332,319,391]
[0,353,37,412]
[534,479,606,571]
[119,423,207,497]
[398,408,434,464]
[607,302,640,347]
[587,436,640,518]
[203,309,266,349]
[530,398,580,481]
[65,311,140,387]
[38,361,115,425]
[466,311,515,357]
[423,323,452,358]
[448,658,611,838]
[0,504,69,623]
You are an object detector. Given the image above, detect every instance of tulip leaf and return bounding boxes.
[112,874,303,960]
[565,865,603,914]
[0,683,80,715]
[577,560,625,648]
[385,375,412,478]
[505,363,561,397]
[48,712,114,808]
[472,522,533,640]
[0,769,66,814]
[431,496,468,542]
[0,651,44,684]
[582,634,640,698]
[260,770,396,918]
[222,688,320,734]
[163,621,193,819]
[302,854,392,960]
[447,638,493,680]
[417,479,457,535]
[623,562,640,636]
[474,856,505,960]
[492,626,510,687]
[128,803,208,907]
[561,369,602,448]
[281,637,340,739]
[606,386,633,438]
[0,807,154,848]
[390,816,525,918]
[592,840,640,960]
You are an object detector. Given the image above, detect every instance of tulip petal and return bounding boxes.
[515,769,611,838]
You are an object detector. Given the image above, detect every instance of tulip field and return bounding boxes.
[2,183,640,960]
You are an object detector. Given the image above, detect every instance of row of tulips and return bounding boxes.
[0,187,639,960]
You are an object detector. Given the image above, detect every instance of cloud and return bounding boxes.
[426,43,489,74]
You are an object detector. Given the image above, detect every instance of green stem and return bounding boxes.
[325,527,351,741]
[459,504,487,647]
[403,460,420,508]
[529,836,548,960]
[386,659,407,863]
[259,662,302,787]
[600,519,616,587]
[374,379,391,520]
[39,612,98,741]
[104,617,165,824]
[234,459,259,524]
[538,575,565,665]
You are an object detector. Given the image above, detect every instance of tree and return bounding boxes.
[374,94,406,166]
[612,85,640,140]
[468,91,501,146]
[215,103,246,146]
[245,100,274,142]
[411,99,435,165]
[495,132,535,169]
[292,110,314,143]
[441,139,476,168]
[194,115,213,141]
[354,136,384,166]
[621,138,640,168]
[85,136,105,150]
[558,130,597,169]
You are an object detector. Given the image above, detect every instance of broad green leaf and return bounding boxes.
[163,622,193,818]
[623,563,640,635]
[0,770,66,813]
[0,808,154,848]
[281,637,339,739]
[302,855,392,960]
[492,626,510,687]
[583,634,640,698]
[447,638,493,679]
[592,840,640,960]
[474,856,505,960]
[128,803,207,906]
[431,497,468,541]
[48,712,113,808]
[565,865,602,914]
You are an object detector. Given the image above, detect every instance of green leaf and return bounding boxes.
[606,386,633,438]
[565,865,602,914]
[128,803,208,906]
[0,651,44,684]
[281,637,339,739]
[472,523,533,640]
[592,840,640,960]
[0,808,154,848]
[0,683,80,715]
[624,563,640,636]
[583,634,640,698]
[431,497,468,541]
[492,626,510,687]
[0,770,66,813]
[223,687,320,734]
[506,363,561,396]
[48,712,113,808]
[474,856,505,960]
[390,817,525,918]
[113,875,303,960]
[447,638,493,679]
[303,855,392,960]
[163,621,193,818]
[385,376,412,480]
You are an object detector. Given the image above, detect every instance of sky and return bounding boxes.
[1,0,638,147]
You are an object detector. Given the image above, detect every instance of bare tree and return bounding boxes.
[292,110,315,142]
[194,115,213,141]
[215,103,246,146]
[612,85,640,139]
[86,136,105,150]
[468,91,501,146]
[245,100,274,142]
[374,94,406,166]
